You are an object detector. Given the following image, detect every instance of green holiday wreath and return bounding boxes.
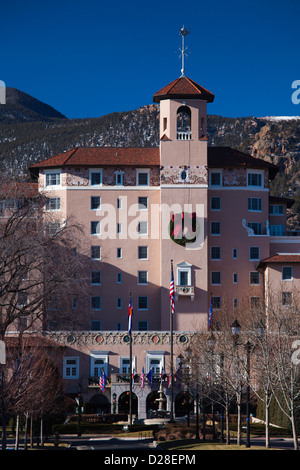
[169,212,198,246]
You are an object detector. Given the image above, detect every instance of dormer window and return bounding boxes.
[177,106,191,140]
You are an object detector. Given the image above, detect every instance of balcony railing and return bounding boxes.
[175,285,195,301]
[177,131,192,140]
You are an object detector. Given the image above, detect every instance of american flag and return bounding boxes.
[128,294,133,333]
[170,262,175,314]
[99,371,107,392]
[140,367,145,388]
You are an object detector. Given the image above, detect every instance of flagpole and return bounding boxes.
[170,260,174,422]
[129,291,133,427]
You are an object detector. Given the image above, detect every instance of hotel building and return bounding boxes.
[27,74,300,419]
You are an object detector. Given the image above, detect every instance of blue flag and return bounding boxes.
[147,367,153,388]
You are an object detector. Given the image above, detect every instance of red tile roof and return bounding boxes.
[29,146,278,180]
[207,147,278,179]
[257,253,300,270]
[153,76,215,103]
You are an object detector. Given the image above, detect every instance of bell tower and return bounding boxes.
[153,28,215,331]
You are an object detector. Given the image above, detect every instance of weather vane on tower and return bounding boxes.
[179,26,190,77]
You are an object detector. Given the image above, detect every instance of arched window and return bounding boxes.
[177,106,191,140]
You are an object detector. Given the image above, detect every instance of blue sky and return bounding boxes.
[1,0,300,119]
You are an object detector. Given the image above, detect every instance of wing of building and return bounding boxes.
[23,74,300,418]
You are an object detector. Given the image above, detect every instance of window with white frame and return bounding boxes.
[138,221,148,235]
[90,352,108,377]
[46,197,61,211]
[247,170,263,188]
[282,266,293,281]
[137,169,149,186]
[91,196,101,210]
[115,170,124,186]
[146,352,164,375]
[90,169,102,186]
[138,196,148,210]
[63,357,79,379]
[91,221,101,235]
[45,171,61,187]
[138,270,148,285]
[120,356,136,374]
[138,246,148,259]
[177,262,192,286]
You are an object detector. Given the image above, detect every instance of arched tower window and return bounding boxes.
[177,106,191,140]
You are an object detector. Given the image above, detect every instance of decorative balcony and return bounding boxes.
[175,285,195,301]
[177,131,192,140]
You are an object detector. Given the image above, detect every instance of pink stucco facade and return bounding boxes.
[27,75,300,418]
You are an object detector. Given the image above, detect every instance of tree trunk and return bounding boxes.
[265,392,270,449]
[24,413,29,450]
[15,414,20,450]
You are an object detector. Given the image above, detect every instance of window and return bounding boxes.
[115,171,124,186]
[270,225,284,236]
[17,293,28,307]
[90,169,102,186]
[211,222,221,235]
[46,197,60,211]
[63,357,79,379]
[146,353,164,374]
[91,196,101,210]
[117,223,122,234]
[117,322,122,331]
[233,248,237,259]
[138,321,148,331]
[117,298,122,309]
[250,271,260,284]
[211,272,221,285]
[91,246,101,259]
[248,222,262,235]
[250,297,260,309]
[120,357,135,374]
[282,266,293,281]
[46,222,60,236]
[45,172,61,186]
[137,170,149,186]
[210,171,222,186]
[91,221,100,235]
[177,262,192,286]
[138,246,148,259]
[117,198,122,209]
[117,272,122,283]
[91,320,101,331]
[248,198,262,211]
[138,196,148,210]
[212,296,221,309]
[270,204,284,215]
[211,197,221,210]
[91,271,101,285]
[247,171,263,187]
[282,292,292,306]
[72,298,78,309]
[91,296,101,310]
[138,221,148,235]
[233,298,238,309]
[138,271,148,284]
[211,246,221,260]
[233,273,238,284]
[117,248,122,258]
[90,352,108,376]
[138,296,148,310]
[250,247,260,260]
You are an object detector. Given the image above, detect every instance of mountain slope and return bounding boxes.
[0,88,67,122]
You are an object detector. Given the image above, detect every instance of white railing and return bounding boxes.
[177,131,192,140]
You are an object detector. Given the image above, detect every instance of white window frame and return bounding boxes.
[136,169,150,186]
[46,197,61,211]
[247,169,264,188]
[63,356,79,379]
[282,266,293,281]
[91,196,101,211]
[119,356,136,374]
[91,221,101,235]
[89,168,103,187]
[146,352,164,375]
[177,261,192,286]
[44,169,61,188]
[138,246,148,260]
[90,351,109,377]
